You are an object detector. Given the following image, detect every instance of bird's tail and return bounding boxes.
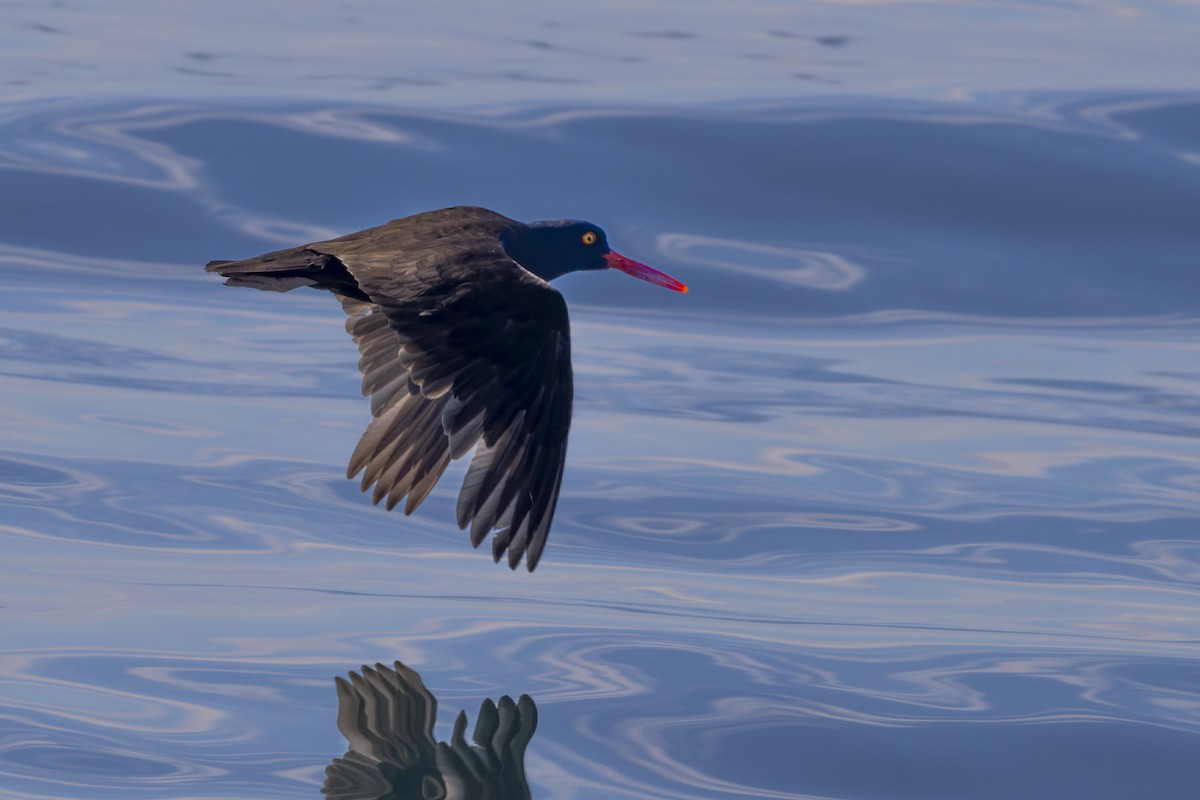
[205,247,355,294]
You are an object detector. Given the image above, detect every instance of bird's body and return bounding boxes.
[206,206,685,571]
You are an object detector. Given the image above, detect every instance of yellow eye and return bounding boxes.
[582,231,597,246]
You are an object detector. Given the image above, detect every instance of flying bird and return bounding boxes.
[206,206,686,571]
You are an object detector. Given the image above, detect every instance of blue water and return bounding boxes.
[4,2,1200,798]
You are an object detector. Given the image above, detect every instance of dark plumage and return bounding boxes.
[206,206,686,571]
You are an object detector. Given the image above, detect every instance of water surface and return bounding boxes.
[3,3,1200,799]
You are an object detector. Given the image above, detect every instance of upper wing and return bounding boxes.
[323,212,573,571]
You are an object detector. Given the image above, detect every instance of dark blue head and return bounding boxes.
[501,220,610,281]
[501,219,688,292]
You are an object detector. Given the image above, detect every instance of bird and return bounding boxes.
[206,206,687,571]
[323,660,538,800]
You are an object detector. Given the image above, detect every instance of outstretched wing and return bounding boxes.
[321,209,573,571]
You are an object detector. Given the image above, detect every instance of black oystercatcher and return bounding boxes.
[206,206,687,571]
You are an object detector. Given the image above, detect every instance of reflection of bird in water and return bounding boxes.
[207,206,686,571]
[323,661,537,800]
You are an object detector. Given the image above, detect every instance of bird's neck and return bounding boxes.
[500,227,572,282]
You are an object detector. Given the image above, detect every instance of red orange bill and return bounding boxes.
[605,251,688,293]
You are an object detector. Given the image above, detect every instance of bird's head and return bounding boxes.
[503,220,688,292]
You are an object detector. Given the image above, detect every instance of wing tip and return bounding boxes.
[486,531,540,571]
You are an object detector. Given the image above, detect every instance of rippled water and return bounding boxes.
[4,2,1200,799]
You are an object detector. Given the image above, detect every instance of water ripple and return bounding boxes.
[5,89,1200,798]
[656,233,866,290]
